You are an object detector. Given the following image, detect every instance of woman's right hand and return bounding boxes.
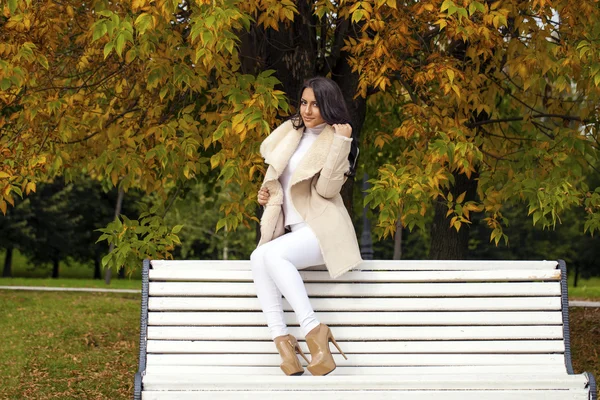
[257,187,270,206]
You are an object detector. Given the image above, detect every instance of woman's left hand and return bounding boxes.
[332,123,352,138]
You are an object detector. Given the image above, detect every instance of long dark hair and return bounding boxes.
[290,77,360,178]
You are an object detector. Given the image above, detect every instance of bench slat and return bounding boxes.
[142,374,588,391]
[150,260,559,271]
[147,325,564,341]
[149,296,562,311]
[149,269,561,283]
[142,390,588,400]
[147,311,563,326]
[146,340,565,354]
[145,353,566,367]
[143,365,568,376]
[149,282,561,297]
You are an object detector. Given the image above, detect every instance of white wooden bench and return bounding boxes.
[134,259,597,400]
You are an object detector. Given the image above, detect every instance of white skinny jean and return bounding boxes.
[250,222,324,339]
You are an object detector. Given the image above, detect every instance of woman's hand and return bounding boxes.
[257,187,270,206]
[332,123,352,138]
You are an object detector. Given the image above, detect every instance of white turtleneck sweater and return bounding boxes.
[279,123,353,228]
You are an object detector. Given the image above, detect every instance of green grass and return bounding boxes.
[568,276,600,301]
[0,291,598,399]
[0,278,141,290]
[0,291,140,400]
[1,248,143,280]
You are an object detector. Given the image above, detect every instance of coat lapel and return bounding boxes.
[263,127,302,177]
[262,123,335,187]
[260,122,336,213]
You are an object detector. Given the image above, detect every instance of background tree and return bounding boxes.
[0,197,31,277]
[349,0,600,258]
[2,0,600,272]
[165,181,256,260]
[24,180,80,278]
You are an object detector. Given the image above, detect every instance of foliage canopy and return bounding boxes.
[2,0,600,270]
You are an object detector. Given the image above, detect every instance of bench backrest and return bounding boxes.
[138,259,572,376]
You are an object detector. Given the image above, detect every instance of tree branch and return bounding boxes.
[465,113,592,129]
[63,104,141,144]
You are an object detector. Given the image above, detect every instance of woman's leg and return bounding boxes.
[250,222,325,339]
[251,243,286,339]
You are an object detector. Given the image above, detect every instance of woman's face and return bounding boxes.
[300,87,326,128]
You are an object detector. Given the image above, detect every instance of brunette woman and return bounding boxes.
[250,76,362,376]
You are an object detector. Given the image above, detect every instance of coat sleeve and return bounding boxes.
[315,134,353,199]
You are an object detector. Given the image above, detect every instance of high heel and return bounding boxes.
[274,334,310,376]
[305,323,347,376]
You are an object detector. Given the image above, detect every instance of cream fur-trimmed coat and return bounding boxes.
[257,119,363,279]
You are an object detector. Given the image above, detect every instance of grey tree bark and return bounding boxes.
[2,246,13,277]
[104,186,124,284]
[393,219,402,260]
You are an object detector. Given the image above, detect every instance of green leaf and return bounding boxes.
[532,211,542,226]
[0,78,11,91]
[468,1,477,15]
[8,0,17,13]
[441,0,454,12]
[468,1,485,15]
[38,55,49,70]
[210,154,221,169]
[96,10,113,17]
[205,15,215,27]
[213,126,225,141]
[351,9,364,23]
[216,218,226,232]
[135,13,153,34]
[101,253,112,268]
[116,33,126,56]
[171,224,184,234]
[93,22,108,41]
[104,41,114,59]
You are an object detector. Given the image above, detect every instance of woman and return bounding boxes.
[250,76,363,376]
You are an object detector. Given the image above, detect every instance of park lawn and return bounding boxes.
[0,291,140,400]
[3,274,600,301]
[0,291,599,399]
[0,278,142,291]
[569,276,600,301]
[570,307,600,383]
[1,248,143,280]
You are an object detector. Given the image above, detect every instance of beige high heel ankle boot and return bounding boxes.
[305,324,347,376]
[274,334,310,376]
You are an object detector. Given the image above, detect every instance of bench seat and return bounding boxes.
[134,259,597,400]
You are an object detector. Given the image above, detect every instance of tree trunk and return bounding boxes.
[360,173,373,260]
[393,219,402,260]
[239,9,366,233]
[118,265,126,279]
[3,246,13,277]
[574,265,579,288]
[105,186,125,284]
[429,172,478,259]
[94,253,102,279]
[52,257,59,278]
[255,205,263,246]
[332,51,367,214]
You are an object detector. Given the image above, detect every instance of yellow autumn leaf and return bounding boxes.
[132,0,148,11]
[26,181,36,194]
